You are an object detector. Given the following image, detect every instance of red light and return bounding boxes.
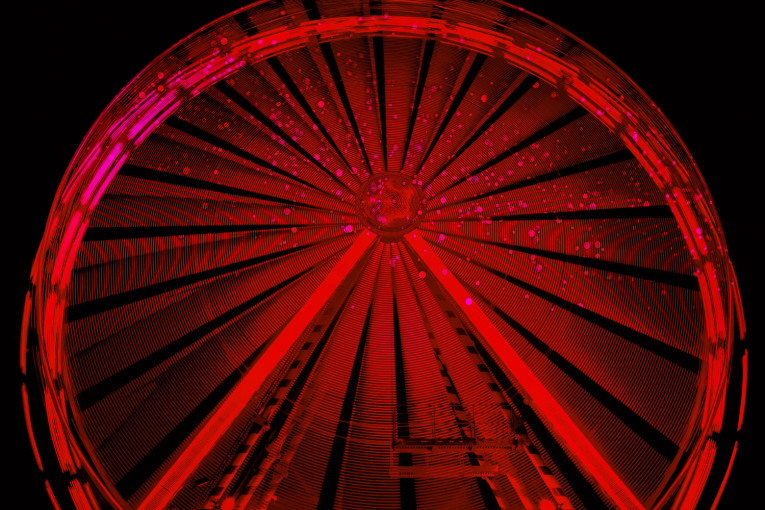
[21,1,744,509]
[540,499,557,510]
[738,349,748,431]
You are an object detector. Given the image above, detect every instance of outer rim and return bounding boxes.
[21,2,745,509]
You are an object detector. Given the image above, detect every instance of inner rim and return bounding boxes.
[356,172,423,238]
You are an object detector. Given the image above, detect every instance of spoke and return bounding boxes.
[422,239,692,454]
[135,230,377,510]
[117,163,333,211]
[419,74,538,187]
[428,204,674,223]
[425,148,635,213]
[404,230,646,510]
[372,37,388,172]
[414,53,487,181]
[401,39,436,173]
[82,221,355,241]
[232,246,383,510]
[397,247,573,509]
[68,230,353,321]
[392,247,521,510]
[317,41,375,176]
[387,248,416,508]
[204,280,356,509]
[163,115,332,196]
[454,277,681,460]
[120,163,319,206]
[425,107,587,197]
[76,266,309,412]
[213,81,356,196]
[266,57,359,182]
[419,226,699,289]
[399,0,447,175]
[301,0,375,175]
[316,301,375,510]
[227,7,354,190]
[114,347,266,498]
[468,334,610,510]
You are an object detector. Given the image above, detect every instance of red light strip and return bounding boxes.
[710,441,738,510]
[404,230,645,510]
[21,384,44,472]
[137,230,378,510]
[44,481,63,510]
[738,349,747,431]
[20,291,32,375]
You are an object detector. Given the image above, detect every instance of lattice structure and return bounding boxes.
[20,2,745,510]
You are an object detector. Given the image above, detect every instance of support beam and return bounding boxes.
[404,230,645,510]
[137,231,377,510]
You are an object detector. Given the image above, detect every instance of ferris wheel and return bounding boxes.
[20,2,746,509]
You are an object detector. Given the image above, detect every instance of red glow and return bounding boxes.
[710,442,738,510]
[406,231,645,510]
[539,500,557,510]
[20,291,31,375]
[21,1,743,509]
[21,384,44,472]
[44,481,63,510]
[137,231,376,510]
[738,349,747,431]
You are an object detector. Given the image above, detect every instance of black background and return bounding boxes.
[9,1,759,508]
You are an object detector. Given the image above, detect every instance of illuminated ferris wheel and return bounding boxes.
[21,1,746,509]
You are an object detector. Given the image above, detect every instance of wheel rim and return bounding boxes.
[22,2,744,509]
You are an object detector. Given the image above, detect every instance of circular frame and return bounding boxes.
[20,2,745,509]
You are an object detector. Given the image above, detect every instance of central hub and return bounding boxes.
[356,173,423,239]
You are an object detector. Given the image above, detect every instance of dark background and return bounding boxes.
[9,1,759,508]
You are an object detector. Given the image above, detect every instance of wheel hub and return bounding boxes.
[356,173,423,239]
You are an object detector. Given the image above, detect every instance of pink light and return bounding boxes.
[51,212,83,283]
[80,143,123,205]
[89,154,128,211]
